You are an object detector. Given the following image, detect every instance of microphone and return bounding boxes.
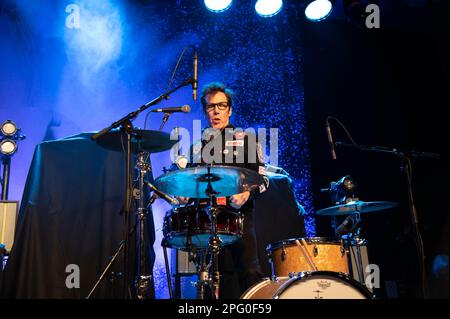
[193,48,198,101]
[145,181,179,206]
[325,118,337,160]
[150,105,191,113]
[335,215,359,237]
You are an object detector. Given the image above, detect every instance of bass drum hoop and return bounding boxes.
[267,237,342,252]
[273,271,374,299]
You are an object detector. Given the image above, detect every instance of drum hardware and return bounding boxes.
[162,240,174,299]
[329,139,440,297]
[281,245,286,261]
[340,245,346,257]
[154,165,264,299]
[90,128,178,299]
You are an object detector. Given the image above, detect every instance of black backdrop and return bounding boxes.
[300,3,448,298]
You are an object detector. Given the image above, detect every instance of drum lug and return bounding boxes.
[281,245,287,261]
[313,245,318,257]
[340,246,346,257]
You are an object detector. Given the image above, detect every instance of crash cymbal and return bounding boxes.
[95,129,177,154]
[154,165,264,198]
[315,200,398,216]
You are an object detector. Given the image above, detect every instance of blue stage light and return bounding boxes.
[204,0,232,13]
[305,0,333,22]
[255,0,283,17]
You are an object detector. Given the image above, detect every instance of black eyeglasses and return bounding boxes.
[205,102,230,112]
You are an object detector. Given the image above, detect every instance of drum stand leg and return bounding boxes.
[353,236,367,286]
[162,241,174,299]
[196,256,211,299]
[208,205,222,299]
[198,165,222,299]
[135,151,154,299]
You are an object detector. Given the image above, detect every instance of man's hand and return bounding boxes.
[230,191,250,209]
[176,196,190,205]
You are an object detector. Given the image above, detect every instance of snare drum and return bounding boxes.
[267,237,348,276]
[163,205,243,250]
[241,271,373,299]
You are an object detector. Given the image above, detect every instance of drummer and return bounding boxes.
[178,81,270,298]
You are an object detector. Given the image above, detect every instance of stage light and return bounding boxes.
[0,120,25,157]
[204,0,232,13]
[1,120,18,137]
[305,0,333,22]
[0,139,17,156]
[255,0,283,17]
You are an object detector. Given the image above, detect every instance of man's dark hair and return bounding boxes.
[200,82,234,110]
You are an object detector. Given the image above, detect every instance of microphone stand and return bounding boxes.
[159,113,171,131]
[89,78,194,299]
[334,141,440,298]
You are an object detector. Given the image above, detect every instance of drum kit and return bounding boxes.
[243,191,398,299]
[91,128,398,300]
[155,165,264,299]
[90,128,265,299]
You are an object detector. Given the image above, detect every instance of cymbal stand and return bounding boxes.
[338,212,365,285]
[196,254,212,299]
[89,65,195,299]
[334,141,440,297]
[350,213,365,285]
[161,240,174,299]
[204,166,222,299]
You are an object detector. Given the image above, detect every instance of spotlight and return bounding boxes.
[1,120,25,200]
[0,139,17,156]
[1,120,18,136]
[0,120,25,157]
[204,0,232,13]
[255,0,283,17]
[305,0,333,22]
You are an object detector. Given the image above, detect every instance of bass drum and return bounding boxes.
[241,271,373,299]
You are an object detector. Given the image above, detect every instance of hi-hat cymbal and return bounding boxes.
[154,165,264,198]
[316,200,398,216]
[95,129,177,154]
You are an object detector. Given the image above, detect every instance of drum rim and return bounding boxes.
[240,278,272,299]
[266,237,342,251]
[273,270,374,299]
[168,205,240,214]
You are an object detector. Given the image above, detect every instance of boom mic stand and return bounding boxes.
[89,78,195,299]
[334,141,440,298]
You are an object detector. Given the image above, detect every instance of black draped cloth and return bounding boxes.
[254,172,306,277]
[0,132,304,298]
[0,133,155,298]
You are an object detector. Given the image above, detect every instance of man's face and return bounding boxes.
[205,91,232,130]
